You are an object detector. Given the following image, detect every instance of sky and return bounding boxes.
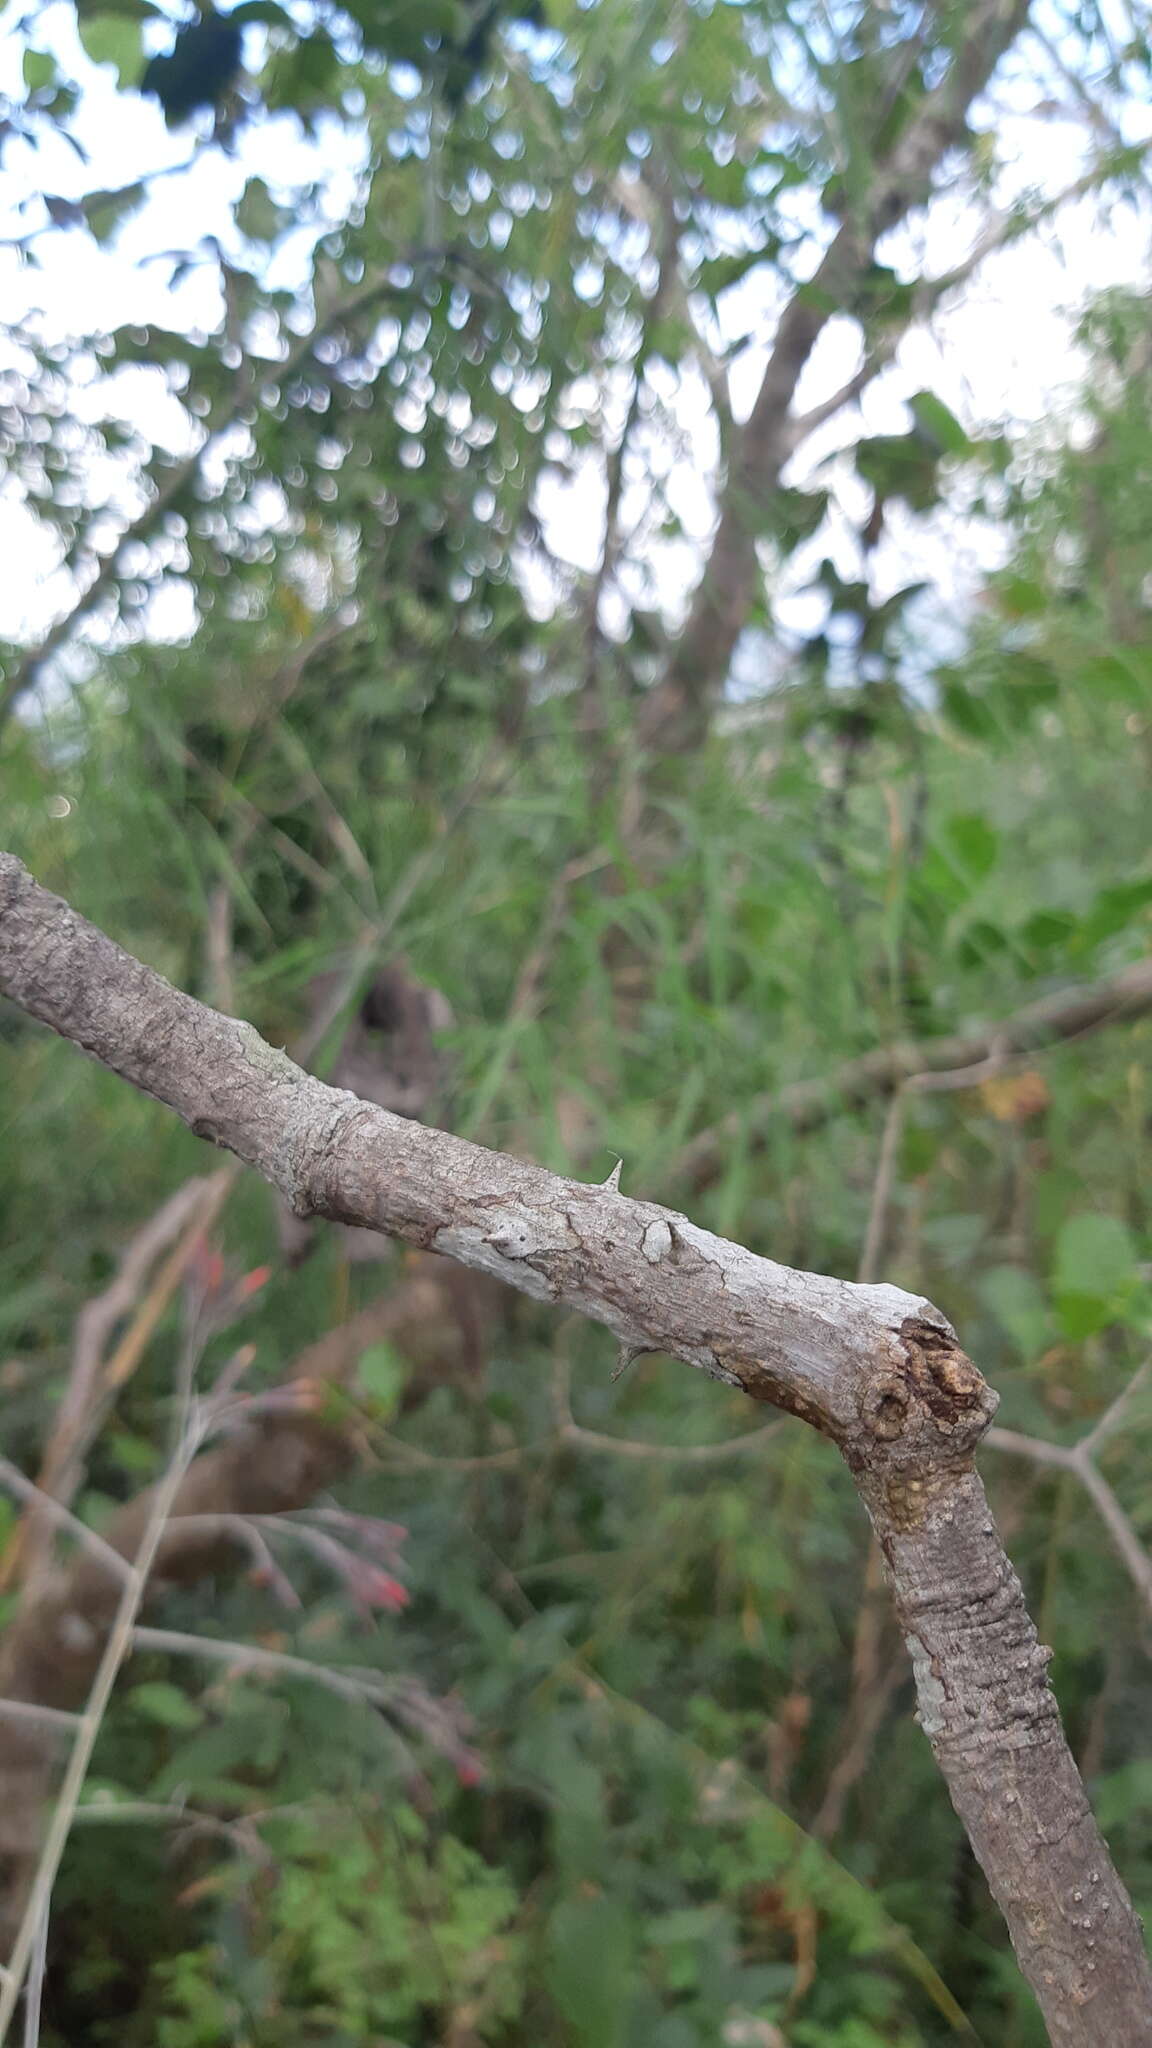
[2,0,1152,672]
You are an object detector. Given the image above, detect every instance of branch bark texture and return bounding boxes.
[1,851,1150,2044]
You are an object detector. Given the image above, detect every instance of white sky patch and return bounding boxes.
[1,4,1151,670]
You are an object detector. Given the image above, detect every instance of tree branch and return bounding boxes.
[2,849,1151,2044]
[674,954,1152,1188]
[643,0,1032,746]
[987,1359,1152,1619]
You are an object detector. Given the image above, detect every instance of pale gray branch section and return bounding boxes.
[2,849,1151,2046]
[0,852,961,1448]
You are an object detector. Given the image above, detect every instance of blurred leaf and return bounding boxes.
[979,1070,1049,1123]
[1052,1213,1140,1334]
[546,1893,635,2048]
[22,49,57,92]
[128,1681,204,1730]
[1054,1213,1139,1299]
[83,182,146,240]
[909,389,971,456]
[979,1265,1051,1358]
[76,13,144,83]
[236,176,285,244]
[942,812,999,879]
[356,1340,406,1414]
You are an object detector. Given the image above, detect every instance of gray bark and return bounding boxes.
[1,849,1150,2045]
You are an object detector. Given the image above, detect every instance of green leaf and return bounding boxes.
[22,49,57,92]
[979,1266,1050,1359]
[76,13,144,84]
[909,390,971,456]
[546,1894,635,2048]
[1052,1214,1140,1334]
[856,432,941,511]
[356,1340,406,1414]
[229,0,294,20]
[1020,908,1077,952]
[939,677,1000,742]
[1074,875,1152,954]
[1054,1213,1139,1298]
[83,182,146,242]
[107,1427,158,1474]
[128,1681,204,1730]
[941,812,999,879]
[236,176,285,244]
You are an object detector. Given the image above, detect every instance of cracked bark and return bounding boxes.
[1,851,1150,2046]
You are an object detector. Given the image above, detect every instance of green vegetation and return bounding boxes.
[2,1,1152,2041]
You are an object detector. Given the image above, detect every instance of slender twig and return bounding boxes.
[1079,1358,1152,1459]
[0,1404,208,2038]
[70,1797,272,1863]
[0,1460,132,1588]
[0,1705,80,1735]
[676,956,1152,1186]
[0,1172,236,1599]
[132,1625,402,1712]
[162,1515,302,1609]
[986,1367,1152,1618]
[19,1905,46,2048]
[559,1419,785,1462]
[857,1088,908,1286]
[0,1177,223,1593]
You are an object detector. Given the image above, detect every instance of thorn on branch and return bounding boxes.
[611,1344,644,1383]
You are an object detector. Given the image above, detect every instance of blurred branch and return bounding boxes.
[781,158,1113,456]
[675,954,1152,1188]
[987,1362,1152,1617]
[0,1461,132,1590]
[0,1356,210,2038]
[583,179,682,697]
[0,1266,480,1951]
[0,1170,235,1596]
[3,852,1152,2039]
[643,0,1032,747]
[132,1624,407,1713]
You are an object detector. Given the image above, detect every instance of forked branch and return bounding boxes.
[1,850,1150,2047]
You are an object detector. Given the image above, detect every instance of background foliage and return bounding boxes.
[2,1,1152,2042]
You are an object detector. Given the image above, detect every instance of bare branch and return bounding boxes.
[0,851,974,1441]
[675,955,1152,1188]
[987,1376,1152,1620]
[644,0,1033,745]
[0,1461,132,1589]
[3,850,1152,2043]
[0,1399,208,2037]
